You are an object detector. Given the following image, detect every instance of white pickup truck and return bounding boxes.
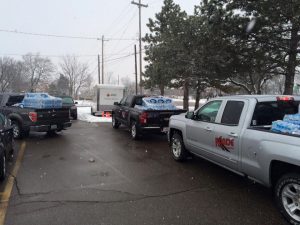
[168,95,300,224]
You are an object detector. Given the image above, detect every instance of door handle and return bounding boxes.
[205,127,212,132]
[229,132,238,138]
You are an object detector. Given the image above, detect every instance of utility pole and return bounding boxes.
[134,45,138,95]
[131,0,148,94]
[97,54,101,111]
[101,35,105,84]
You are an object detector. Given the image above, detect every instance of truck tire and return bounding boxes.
[275,173,300,225]
[0,150,6,181]
[12,121,23,139]
[170,133,187,162]
[130,121,140,140]
[112,115,120,129]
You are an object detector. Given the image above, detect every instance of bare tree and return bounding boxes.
[121,76,136,96]
[22,53,54,92]
[60,55,91,98]
[0,57,18,92]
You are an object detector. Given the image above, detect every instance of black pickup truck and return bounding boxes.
[112,95,186,139]
[0,93,72,139]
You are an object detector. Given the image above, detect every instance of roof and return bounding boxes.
[215,95,300,102]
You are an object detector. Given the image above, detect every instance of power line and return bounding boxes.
[0,52,137,58]
[0,29,137,41]
[109,9,139,57]
[104,3,133,36]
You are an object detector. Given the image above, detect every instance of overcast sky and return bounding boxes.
[0,0,200,84]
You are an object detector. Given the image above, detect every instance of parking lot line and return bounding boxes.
[0,141,26,225]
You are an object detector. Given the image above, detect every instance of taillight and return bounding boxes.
[29,112,37,122]
[139,112,148,125]
[277,96,294,101]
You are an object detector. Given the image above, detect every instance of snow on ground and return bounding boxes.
[77,106,112,123]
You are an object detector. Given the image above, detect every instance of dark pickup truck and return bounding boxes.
[112,95,186,139]
[0,93,72,139]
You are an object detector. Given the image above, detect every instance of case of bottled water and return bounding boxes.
[271,120,300,135]
[22,93,62,109]
[134,96,177,110]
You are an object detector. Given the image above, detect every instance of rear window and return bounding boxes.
[7,95,24,106]
[252,101,300,126]
[62,97,74,104]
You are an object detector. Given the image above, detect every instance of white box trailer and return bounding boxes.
[93,84,125,115]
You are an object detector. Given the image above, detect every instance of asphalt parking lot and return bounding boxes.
[1,121,287,225]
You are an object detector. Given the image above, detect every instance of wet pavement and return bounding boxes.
[1,121,287,225]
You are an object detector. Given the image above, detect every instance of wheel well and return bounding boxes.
[270,161,300,187]
[169,128,183,139]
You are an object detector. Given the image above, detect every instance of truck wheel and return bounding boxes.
[131,121,140,140]
[275,173,300,225]
[0,150,6,181]
[12,121,22,139]
[112,115,120,129]
[170,133,187,162]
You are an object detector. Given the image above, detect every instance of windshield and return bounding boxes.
[62,97,74,104]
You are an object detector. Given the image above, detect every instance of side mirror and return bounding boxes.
[185,111,195,119]
[114,102,120,106]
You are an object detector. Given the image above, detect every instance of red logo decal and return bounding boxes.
[215,136,234,151]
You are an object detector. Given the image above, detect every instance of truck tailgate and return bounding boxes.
[145,110,186,127]
[36,108,70,125]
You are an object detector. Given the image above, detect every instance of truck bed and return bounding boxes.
[250,126,300,138]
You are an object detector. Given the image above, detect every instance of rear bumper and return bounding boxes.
[30,122,72,132]
[139,126,169,133]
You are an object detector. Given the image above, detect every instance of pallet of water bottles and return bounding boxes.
[271,114,300,135]
[16,93,63,109]
[134,96,177,110]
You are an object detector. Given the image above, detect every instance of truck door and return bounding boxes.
[116,97,127,124]
[119,96,133,126]
[186,100,223,156]
[212,100,247,171]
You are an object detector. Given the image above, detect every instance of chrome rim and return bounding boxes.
[12,124,20,138]
[131,124,136,138]
[282,183,300,222]
[172,138,181,158]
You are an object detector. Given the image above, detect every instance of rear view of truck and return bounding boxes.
[0,93,71,139]
[112,95,186,139]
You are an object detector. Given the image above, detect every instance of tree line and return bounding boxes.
[143,0,300,109]
[0,54,92,98]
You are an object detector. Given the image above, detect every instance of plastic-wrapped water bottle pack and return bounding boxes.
[283,114,300,125]
[134,96,177,110]
[272,113,300,135]
[21,93,62,109]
